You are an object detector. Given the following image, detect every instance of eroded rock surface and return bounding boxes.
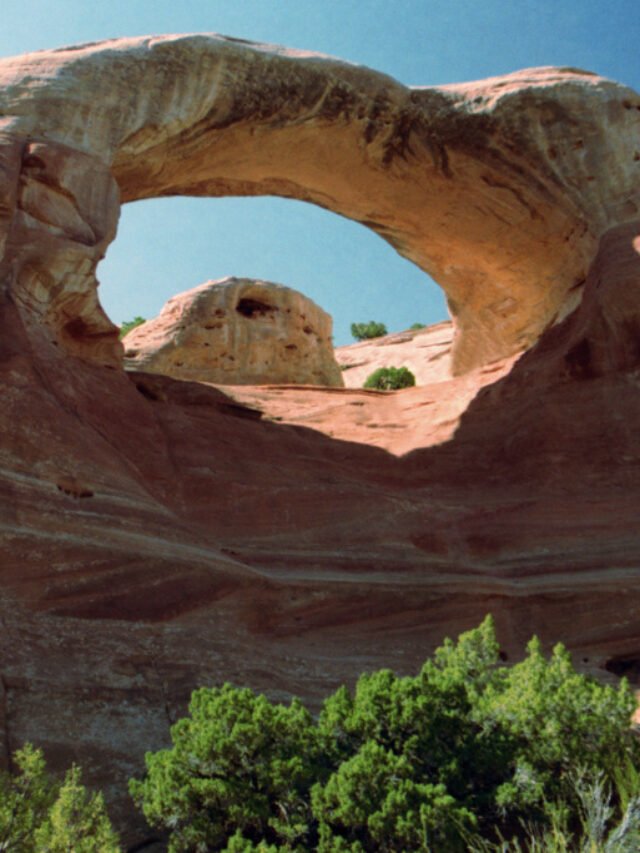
[1,34,640,845]
[123,277,343,387]
[335,321,454,388]
[0,36,638,372]
[0,135,120,365]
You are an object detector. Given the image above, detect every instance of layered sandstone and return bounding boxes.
[123,277,343,387]
[1,34,640,846]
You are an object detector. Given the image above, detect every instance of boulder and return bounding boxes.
[123,277,343,387]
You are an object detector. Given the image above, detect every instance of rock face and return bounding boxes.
[0,36,638,374]
[335,322,454,388]
[123,277,344,387]
[1,34,640,846]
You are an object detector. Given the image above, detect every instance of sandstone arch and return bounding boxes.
[3,37,640,841]
[1,34,638,373]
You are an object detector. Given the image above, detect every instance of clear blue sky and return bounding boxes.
[2,1,638,344]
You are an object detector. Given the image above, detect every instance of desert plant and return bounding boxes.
[467,771,640,851]
[130,685,324,851]
[410,322,426,330]
[363,366,416,390]
[131,618,639,852]
[0,743,119,852]
[119,316,146,338]
[350,321,387,341]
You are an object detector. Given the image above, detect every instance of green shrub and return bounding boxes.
[130,685,324,851]
[350,321,387,341]
[0,744,119,851]
[363,366,416,390]
[410,322,426,330]
[119,316,146,338]
[467,770,640,851]
[130,618,639,852]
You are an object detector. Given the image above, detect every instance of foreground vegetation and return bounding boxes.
[0,744,119,851]
[3,618,639,850]
[130,617,640,851]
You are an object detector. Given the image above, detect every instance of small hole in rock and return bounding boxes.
[63,317,91,341]
[236,298,276,318]
[135,382,159,401]
[57,483,94,499]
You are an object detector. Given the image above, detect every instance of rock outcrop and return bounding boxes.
[123,277,344,387]
[335,322,454,388]
[0,36,638,374]
[1,34,640,845]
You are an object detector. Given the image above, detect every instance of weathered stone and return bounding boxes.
[123,277,344,387]
[335,321,454,388]
[1,35,640,845]
[0,135,120,365]
[0,38,638,372]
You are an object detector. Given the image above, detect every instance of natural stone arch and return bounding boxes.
[0,34,638,373]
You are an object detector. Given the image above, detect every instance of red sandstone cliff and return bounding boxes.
[0,35,639,842]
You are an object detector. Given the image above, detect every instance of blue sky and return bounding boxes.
[2,1,638,344]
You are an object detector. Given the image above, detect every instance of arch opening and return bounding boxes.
[98,196,447,344]
[1,35,633,379]
[96,195,448,389]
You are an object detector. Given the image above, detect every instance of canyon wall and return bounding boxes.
[0,35,639,844]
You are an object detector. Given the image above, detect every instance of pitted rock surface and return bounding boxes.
[123,277,344,387]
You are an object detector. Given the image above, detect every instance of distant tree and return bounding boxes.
[350,321,387,341]
[363,366,416,390]
[410,322,426,330]
[119,316,146,338]
[0,744,119,852]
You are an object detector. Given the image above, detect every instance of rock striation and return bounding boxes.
[1,34,640,845]
[123,277,344,387]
